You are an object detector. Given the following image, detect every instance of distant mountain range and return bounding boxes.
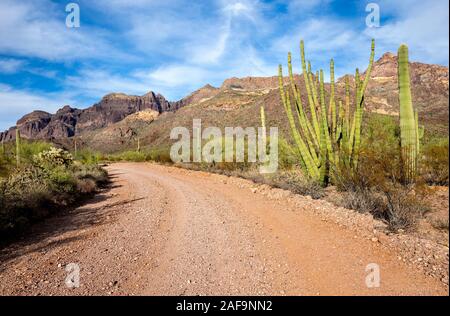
[1,52,448,150]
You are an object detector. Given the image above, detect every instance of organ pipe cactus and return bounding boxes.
[277,39,375,186]
[16,129,21,167]
[398,44,420,183]
[260,105,266,130]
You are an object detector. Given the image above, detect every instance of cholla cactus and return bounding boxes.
[34,147,74,168]
[277,39,375,186]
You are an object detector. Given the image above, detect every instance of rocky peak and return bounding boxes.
[0,90,185,142]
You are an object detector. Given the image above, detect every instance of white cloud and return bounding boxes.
[0,84,69,129]
[0,58,26,74]
[65,69,151,98]
[286,0,332,11]
[0,0,127,61]
[365,0,449,65]
[136,65,210,88]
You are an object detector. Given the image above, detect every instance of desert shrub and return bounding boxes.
[429,217,449,231]
[267,169,325,199]
[145,147,173,163]
[19,141,53,163]
[0,147,107,237]
[420,138,449,185]
[34,147,74,168]
[277,138,300,170]
[76,149,103,165]
[71,162,108,184]
[333,141,429,231]
[116,151,146,162]
[0,153,11,177]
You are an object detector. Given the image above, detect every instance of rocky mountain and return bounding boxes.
[0,91,180,142]
[1,52,448,146]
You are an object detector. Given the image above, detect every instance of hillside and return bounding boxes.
[84,52,449,153]
[1,52,448,152]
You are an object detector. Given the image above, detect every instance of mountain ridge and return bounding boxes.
[1,52,448,144]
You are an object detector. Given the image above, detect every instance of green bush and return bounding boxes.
[76,149,103,165]
[0,146,107,237]
[420,138,449,185]
[267,170,325,199]
[333,143,429,231]
[34,147,74,169]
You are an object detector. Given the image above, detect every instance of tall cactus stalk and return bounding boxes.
[398,44,419,183]
[277,39,375,186]
[137,137,141,152]
[16,129,21,167]
[74,138,78,158]
[260,105,266,129]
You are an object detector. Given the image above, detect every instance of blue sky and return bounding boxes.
[0,0,448,130]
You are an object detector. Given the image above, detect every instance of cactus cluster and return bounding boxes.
[277,39,375,186]
[398,44,421,183]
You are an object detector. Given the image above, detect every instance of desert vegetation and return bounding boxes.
[267,39,447,231]
[0,139,107,237]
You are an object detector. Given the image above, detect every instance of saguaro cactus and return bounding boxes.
[16,129,21,167]
[277,39,375,186]
[398,44,420,183]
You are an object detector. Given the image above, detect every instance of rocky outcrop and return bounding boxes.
[221,76,294,91]
[74,92,176,134]
[175,84,220,107]
[359,52,448,122]
[0,91,182,142]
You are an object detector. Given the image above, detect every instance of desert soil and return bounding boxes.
[0,163,448,296]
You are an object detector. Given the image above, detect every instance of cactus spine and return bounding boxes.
[277,39,375,186]
[398,44,419,183]
[16,129,21,167]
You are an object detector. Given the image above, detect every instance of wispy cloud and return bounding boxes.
[366,0,449,64]
[0,58,26,74]
[0,84,71,128]
[0,0,448,130]
[0,0,127,61]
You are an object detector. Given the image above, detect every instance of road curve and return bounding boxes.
[0,163,447,295]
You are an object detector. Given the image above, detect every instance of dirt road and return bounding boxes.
[0,163,447,295]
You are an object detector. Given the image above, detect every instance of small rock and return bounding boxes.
[371,237,379,243]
